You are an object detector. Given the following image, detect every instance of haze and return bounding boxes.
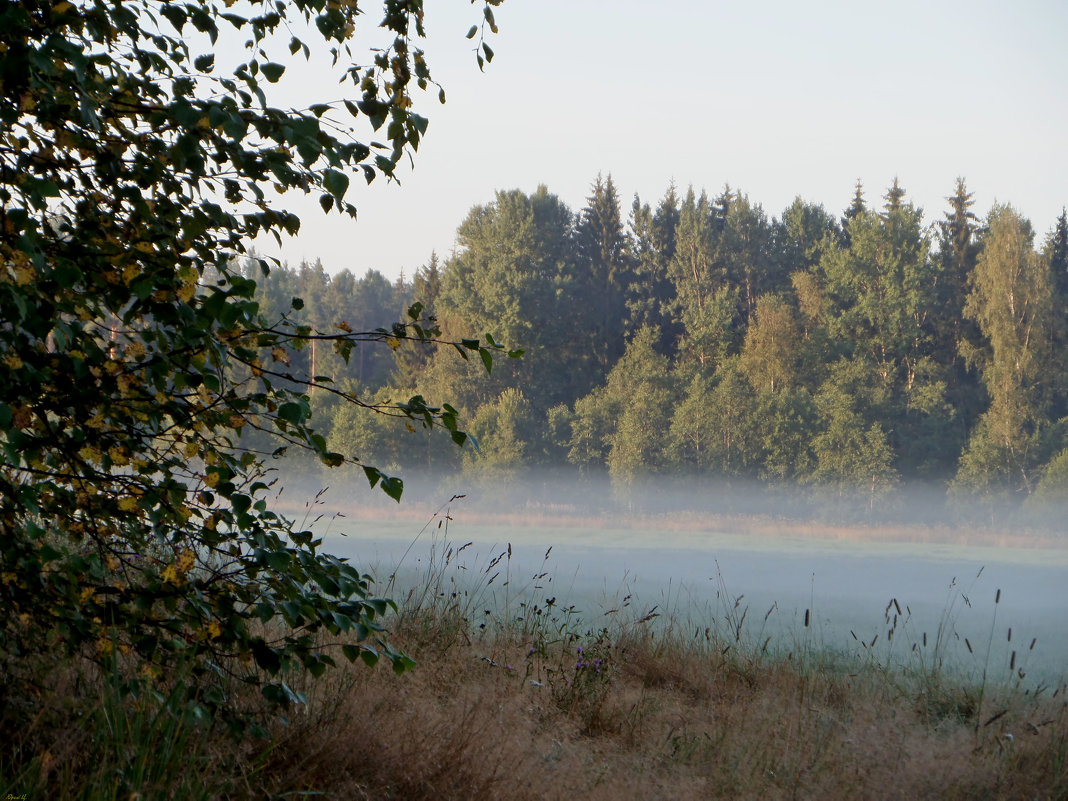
[272,468,1068,685]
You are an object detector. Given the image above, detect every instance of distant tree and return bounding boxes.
[957,205,1055,497]
[627,184,681,354]
[574,174,632,379]
[722,194,778,325]
[668,189,738,372]
[933,178,985,452]
[739,294,802,393]
[435,186,579,411]
[775,197,839,277]
[604,327,675,489]
[1046,209,1068,419]
[393,252,444,388]
[810,364,899,515]
[567,387,614,472]
[1050,208,1068,284]
[842,179,867,235]
[753,388,819,484]
[668,358,756,478]
[820,200,936,393]
[463,388,536,481]
[881,176,907,219]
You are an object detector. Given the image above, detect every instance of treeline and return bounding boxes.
[253,176,1068,522]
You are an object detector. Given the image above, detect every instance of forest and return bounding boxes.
[250,176,1068,522]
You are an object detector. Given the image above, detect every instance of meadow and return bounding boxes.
[4,492,1068,800]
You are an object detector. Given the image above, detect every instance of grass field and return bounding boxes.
[4,497,1067,799]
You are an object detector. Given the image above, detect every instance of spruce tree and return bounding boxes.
[574,174,632,379]
[935,178,984,445]
[882,176,907,218]
[1049,208,1068,295]
[1045,208,1068,418]
[842,179,867,232]
[627,184,681,354]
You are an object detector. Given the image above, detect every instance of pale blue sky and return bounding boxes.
[258,0,1068,280]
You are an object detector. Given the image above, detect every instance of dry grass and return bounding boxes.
[242,605,1068,801]
[4,604,1067,800]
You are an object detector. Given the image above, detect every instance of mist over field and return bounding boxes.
[273,465,1068,684]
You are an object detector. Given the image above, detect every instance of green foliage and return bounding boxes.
[436,186,576,410]
[0,0,508,723]
[463,387,536,480]
[668,359,756,477]
[604,328,676,488]
[808,360,899,513]
[259,171,1068,524]
[574,173,632,377]
[957,205,1054,495]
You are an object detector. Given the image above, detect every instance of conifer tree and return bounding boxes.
[934,178,984,440]
[842,179,867,237]
[574,174,632,379]
[1049,208,1068,297]
[627,184,681,354]
[393,252,443,388]
[882,176,907,218]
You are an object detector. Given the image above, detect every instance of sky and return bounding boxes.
[252,0,1068,281]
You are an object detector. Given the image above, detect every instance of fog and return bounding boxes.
[273,467,1068,685]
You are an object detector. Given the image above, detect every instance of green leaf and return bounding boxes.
[360,647,379,667]
[465,24,477,39]
[194,53,215,72]
[323,168,350,200]
[278,402,303,424]
[261,62,286,82]
[264,550,291,571]
[380,476,403,502]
